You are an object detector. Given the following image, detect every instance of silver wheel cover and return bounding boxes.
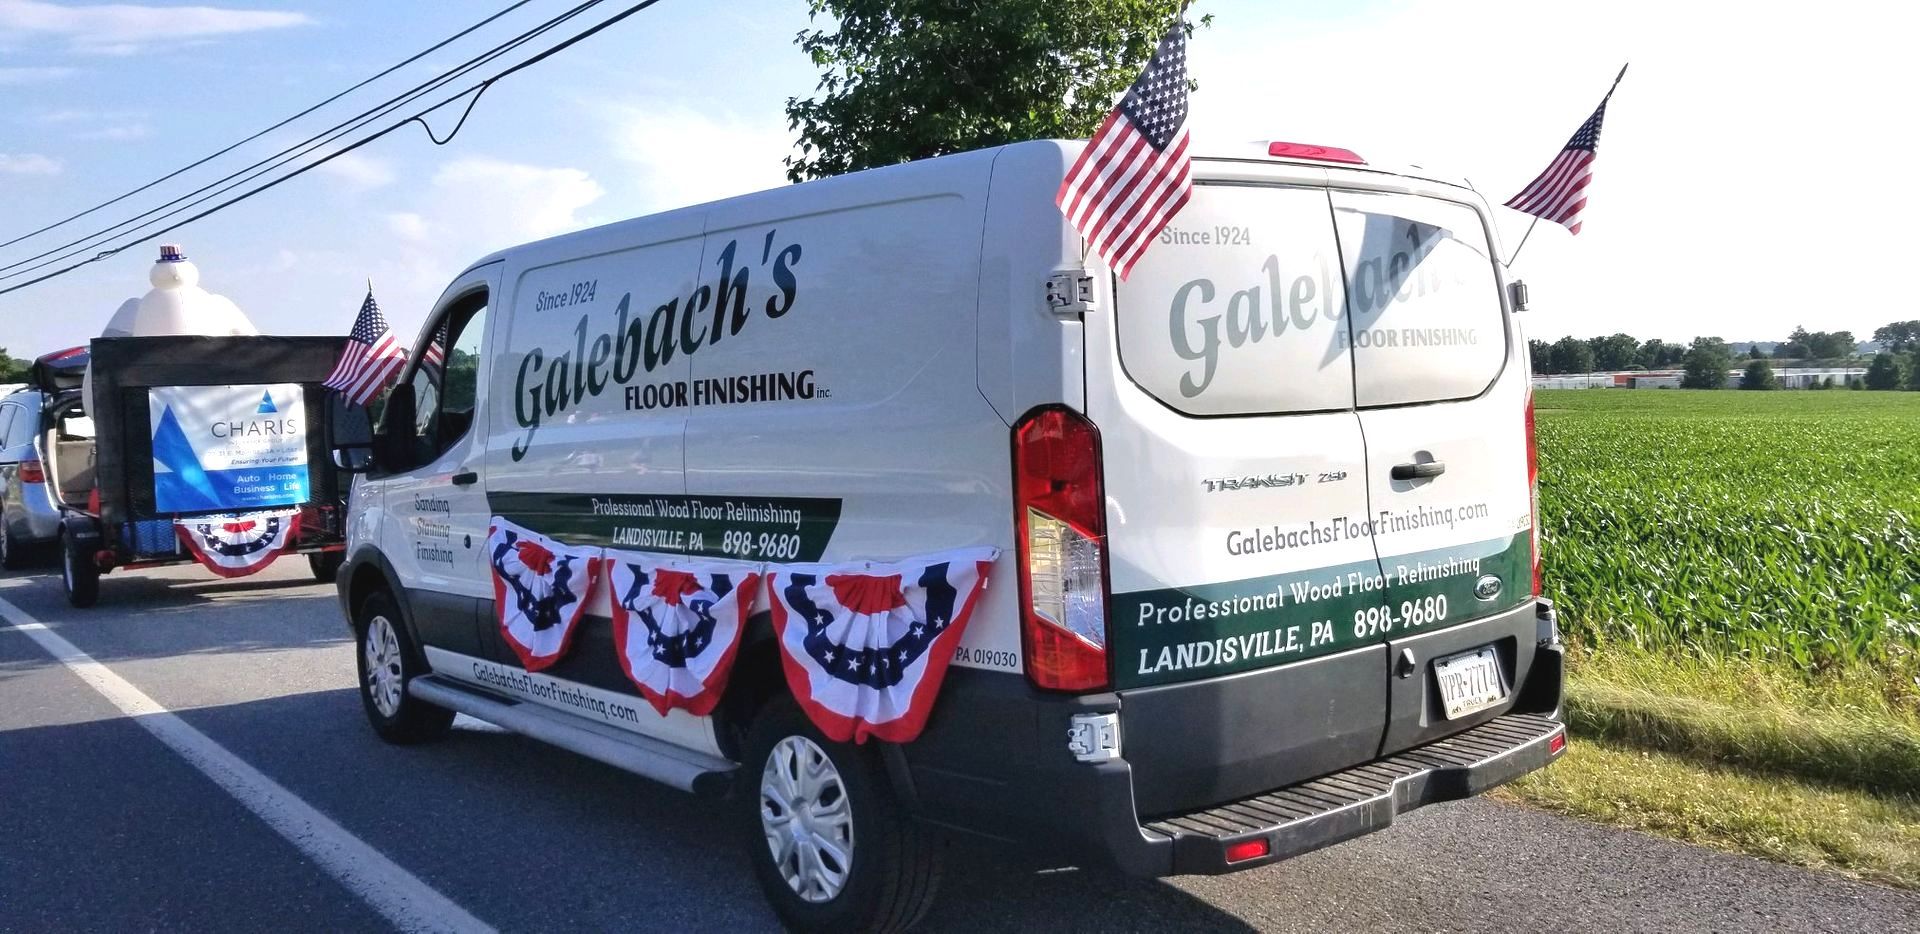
[364,614,404,718]
[759,734,855,903]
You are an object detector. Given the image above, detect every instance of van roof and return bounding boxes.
[454,139,1485,276]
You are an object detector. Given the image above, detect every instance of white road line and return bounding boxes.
[0,593,495,934]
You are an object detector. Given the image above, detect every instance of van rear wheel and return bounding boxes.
[744,699,941,933]
[355,590,454,744]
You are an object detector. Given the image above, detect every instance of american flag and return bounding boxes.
[1505,66,1627,235]
[1056,17,1193,280]
[322,288,407,407]
[419,319,447,372]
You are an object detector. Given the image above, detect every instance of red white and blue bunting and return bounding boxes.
[607,551,762,717]
[769,547,998,744]
[487,517,603,672]
[174,509,301,578]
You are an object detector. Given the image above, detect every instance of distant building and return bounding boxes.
[1531,367,1868,390]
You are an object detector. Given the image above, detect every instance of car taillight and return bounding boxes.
[1012,406,1109,692]
[18,460,44,484]
[1525,393,1540,596]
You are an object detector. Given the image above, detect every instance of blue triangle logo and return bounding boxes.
[257,391,277,414]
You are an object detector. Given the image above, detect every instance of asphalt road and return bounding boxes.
[2,562,1916,933]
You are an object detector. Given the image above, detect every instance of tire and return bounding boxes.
[61,531,98,609]
[354,590,454,744]
[745,699,942,933]
[309,551,344,582]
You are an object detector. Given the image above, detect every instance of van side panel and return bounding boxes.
[974,141,1086,425]
[683,152,1026,676]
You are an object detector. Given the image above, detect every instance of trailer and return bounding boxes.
[43,335,356,607]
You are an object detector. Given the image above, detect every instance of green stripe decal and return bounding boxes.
[489,491,841,562]
[1111,534,1530,688]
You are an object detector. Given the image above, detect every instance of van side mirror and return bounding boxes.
[376,383,417,473]
[1508,279,1530,312]
[325,391,377,474]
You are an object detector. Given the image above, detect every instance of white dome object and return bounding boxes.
[105,244,259,339]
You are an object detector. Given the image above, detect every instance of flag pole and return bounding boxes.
[1504,62,1627,269]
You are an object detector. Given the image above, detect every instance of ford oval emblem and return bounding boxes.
[1473,575,1503,601]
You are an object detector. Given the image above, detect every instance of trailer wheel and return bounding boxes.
[61,531,99,608]
[308,551,344,583]
[745,699,942,933]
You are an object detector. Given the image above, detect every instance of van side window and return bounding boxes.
[1330,192,1507,407]
[403,292,489,466]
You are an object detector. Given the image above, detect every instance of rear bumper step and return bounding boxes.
[1140,713,1565,875]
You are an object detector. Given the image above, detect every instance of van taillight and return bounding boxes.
[1525,394,1540,596]
[1012,406,1110,692]
[18,460,44,484]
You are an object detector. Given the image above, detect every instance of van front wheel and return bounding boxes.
[355,590,453,744]
[745,700,941,933]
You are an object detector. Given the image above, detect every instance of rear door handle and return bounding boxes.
[450,470,479,487]
[1391,461,1446,481]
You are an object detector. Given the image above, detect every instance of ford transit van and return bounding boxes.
[336,139,1565,932]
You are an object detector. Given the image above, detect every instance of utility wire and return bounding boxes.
[0,0,668,298]
[0,0,540,254]
[0,0,608,282]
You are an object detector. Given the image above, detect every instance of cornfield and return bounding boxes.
[1536,389,1920,671]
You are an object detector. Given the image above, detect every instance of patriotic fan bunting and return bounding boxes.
[607,551,763,717]
[769,547,999,744]
[487,517,603,671]
[174,509,302,578]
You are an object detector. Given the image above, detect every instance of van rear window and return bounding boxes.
[1115,185,1352,417]
[1329,191,1507,407]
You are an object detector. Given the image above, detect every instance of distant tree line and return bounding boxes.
[1530,319,1920,392]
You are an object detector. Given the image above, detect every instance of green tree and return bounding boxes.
[1739,358,1776,390]
[785,0,1205,182]
[1907,351,1920,391]
[1639,338,1683,368]
[1588,332,1640,370]
[1747,344,1765,360]
[0,348,30,382]
[1681,336,1732,389]
[1549,335,1595,375]
[1873,320,1920,353]
[1528,338,1553,374]
[1865,352,1906,390]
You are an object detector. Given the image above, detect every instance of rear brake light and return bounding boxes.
[1225,838,1271,863]
[18,460,44,484]
[1525,394,1540,596]
[1012,406,1109,692]
[1267,141,1366,164]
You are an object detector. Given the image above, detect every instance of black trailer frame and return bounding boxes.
[56,335,353,607]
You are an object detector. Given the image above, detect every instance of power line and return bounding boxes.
[0,0,609,282]
[0,0,669,298]
[0,0,540,254]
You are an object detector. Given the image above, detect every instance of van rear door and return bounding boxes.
[1327,187,1537,754]
[1086,179,1395,813]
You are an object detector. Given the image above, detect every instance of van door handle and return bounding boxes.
[450,470,479,487]
[1391,461,1446,481]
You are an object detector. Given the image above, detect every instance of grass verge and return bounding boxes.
[1502,737,1920,889]
[1501,648,1920,888]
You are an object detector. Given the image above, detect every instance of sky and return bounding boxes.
[0,0,1913,358]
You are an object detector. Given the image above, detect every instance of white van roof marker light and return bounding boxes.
[1267,141,1366,165]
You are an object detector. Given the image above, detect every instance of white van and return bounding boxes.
[335,139,1566,932]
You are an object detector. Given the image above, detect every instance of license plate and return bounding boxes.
[1433,647,1506,719]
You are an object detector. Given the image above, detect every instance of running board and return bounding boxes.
[408,675,737,796]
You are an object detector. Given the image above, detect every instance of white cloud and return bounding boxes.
[430,157,606,242]
[0,65,76,84]
[384,212,429,243]
[316,151,395,191]
[0,153,61,175]
[601,104,792,214]
[76,122,151,141]
[0,0,308,53]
